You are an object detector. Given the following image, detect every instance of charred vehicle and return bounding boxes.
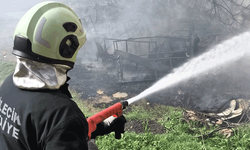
[95,34,200,83]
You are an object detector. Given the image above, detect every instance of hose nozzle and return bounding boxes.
[120,100,128,109]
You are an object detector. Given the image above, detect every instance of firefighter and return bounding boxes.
[0,1,126,150]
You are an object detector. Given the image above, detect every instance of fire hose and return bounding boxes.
[87,100,128,140]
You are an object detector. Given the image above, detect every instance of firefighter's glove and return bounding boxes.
[87,139,99,150]
[91,115,126,139]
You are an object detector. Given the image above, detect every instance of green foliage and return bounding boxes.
[123,99,182,121]
[96,99,250,150]
[0,61,15,84]
[96,132,204,150]
[96,115,250,150]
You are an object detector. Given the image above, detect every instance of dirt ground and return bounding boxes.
[125,120,166,134]
[68,62,154,105]
[68,61,169,134]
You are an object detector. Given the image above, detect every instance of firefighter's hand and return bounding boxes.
[91,115,127,139]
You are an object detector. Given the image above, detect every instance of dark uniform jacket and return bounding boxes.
[0,74,88,149]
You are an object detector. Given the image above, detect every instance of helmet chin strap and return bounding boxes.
[13,57,71,90]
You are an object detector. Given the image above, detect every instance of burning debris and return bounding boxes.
[206,99,249,121]
[183,98,250,138]
[183,99,250,125]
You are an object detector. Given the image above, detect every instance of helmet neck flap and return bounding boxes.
[13,57,71,90]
